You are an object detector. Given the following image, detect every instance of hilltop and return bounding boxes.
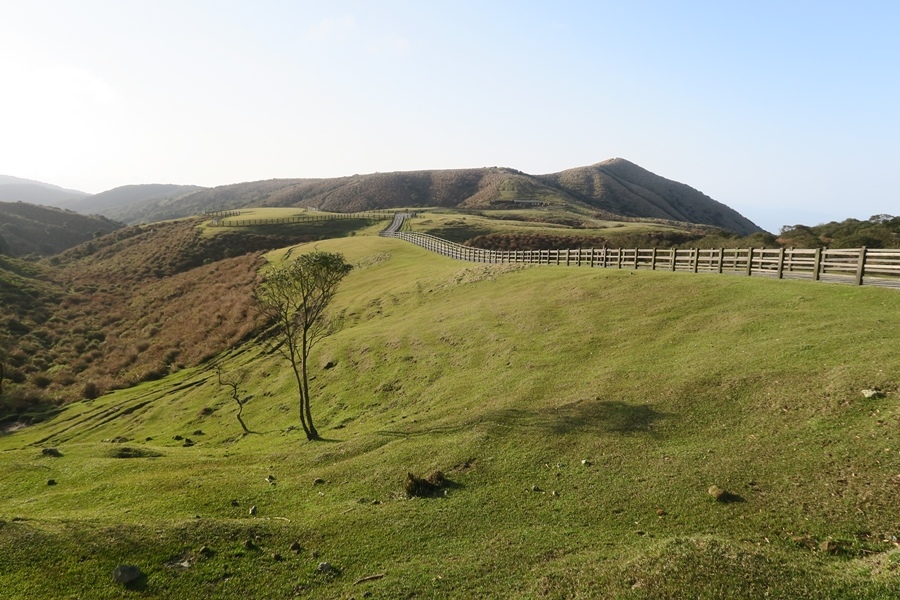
[0,175,88,207]
[69,159,762,235]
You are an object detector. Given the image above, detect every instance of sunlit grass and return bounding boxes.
[2,236,899,598]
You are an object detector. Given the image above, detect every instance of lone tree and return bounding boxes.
[255,251,352,441]
[215,365,251,434]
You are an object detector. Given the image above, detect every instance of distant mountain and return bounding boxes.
[540,158,759,236]
[104,159,762,235]
[62,184,205,221]
[0,175,89,206]
[0,201,122,256]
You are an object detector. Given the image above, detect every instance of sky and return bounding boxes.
[1,1,898,233]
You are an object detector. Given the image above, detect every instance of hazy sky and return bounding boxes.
[1,1,898,232]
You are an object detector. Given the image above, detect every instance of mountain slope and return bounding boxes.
[0,176,89,206]
[101,160,763,235]
[0,201,122,256]
[542,158,760,235]
[63,183,205,220]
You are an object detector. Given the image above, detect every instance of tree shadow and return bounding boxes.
[486,398,669,437]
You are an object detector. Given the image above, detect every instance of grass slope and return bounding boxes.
[1,236,900,598]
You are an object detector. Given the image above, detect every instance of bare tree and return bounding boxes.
[255,251,352,441]
[216,365,251,434]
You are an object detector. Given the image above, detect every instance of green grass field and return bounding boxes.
[408,209,686,244]
[2,235,900,598]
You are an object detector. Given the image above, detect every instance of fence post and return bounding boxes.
[746,248,754,276]
[692,248,699,273]
[632,249,638,270]
[855,246,867,285]
[717,248,725,274]
[670,249,677,271]
[650,248,657,270]
[813,247,822,281]
[776,247,785,279]
[565,249,570,266]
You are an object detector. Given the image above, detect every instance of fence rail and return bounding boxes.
[206,210,394,227]
[380,227,900,290]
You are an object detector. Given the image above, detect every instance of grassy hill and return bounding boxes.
[1,235,898,598]
[94,160,763,236]
[0,201,122,257]
[0,217,384,415]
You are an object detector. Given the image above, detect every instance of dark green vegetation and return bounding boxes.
[779,214,900,249]
[1,230,899,598]
[60,158,762,235]
[0,217,378,419]
[0,201,121,257]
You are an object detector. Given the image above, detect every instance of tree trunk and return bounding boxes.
[236,401,249,434]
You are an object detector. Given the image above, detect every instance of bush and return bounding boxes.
[82,382,101,400]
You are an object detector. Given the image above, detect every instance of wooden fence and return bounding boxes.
[206,210,394,227]
[380,229,900,290]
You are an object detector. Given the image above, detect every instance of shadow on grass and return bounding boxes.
[486,399,669,436]
[375,399,668,439]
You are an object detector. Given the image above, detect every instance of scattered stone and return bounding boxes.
[249,505,258,516]
[198,545,213,557]
[635,530,647,536]
[112,564,143,585]
[551,490,559,497]
[265,475,276,484]
[581,459,592,467]
[272,553,283,561]
[656,509,667,516]
[47,479,57,486]
[193,429,204,435]
[531,485,542,493]
[311,550,320,559]
[41,448,62,457]
[182,439,194,447]
[371,500,381,505]
[323,360,337,369]
[145,437,153,441]
[230,499,240,507]
[708,485,729,502]
[862,389,885,399]
[173,435,184,441]
[110,436,129,443]
[243,539,256,550]
[313,478,325,486]
[317,561,332,573]
[820,539,844,554]
[289,541,302,553]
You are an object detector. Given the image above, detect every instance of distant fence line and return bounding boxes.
[205,210,395,227]
[380,226,900,290]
